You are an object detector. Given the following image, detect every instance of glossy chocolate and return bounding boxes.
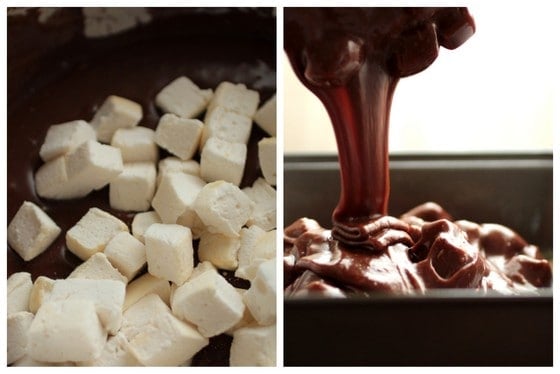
[8,8,275,366]
[284,7,551,295]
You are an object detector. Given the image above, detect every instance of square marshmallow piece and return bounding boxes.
[104,231,147,281]
[121,293,208,366]
[7,311,35,364]
[110,162,156,212]
[193,180,254,237]
[90,95,142,143]
[198,231,240,271]
[28,276,55,314]
[152,171,206,226]
[68,252,128,284]
[230,325,276,366]
[39,120,96,162]
[111,126,158,163]
[123,272,171,311]
[171,270,245,337]
[236,229,276,281]
[253,94,276,136]
[8,201,61,262]
[243,177,277,231]
[8,272,33,315]
[131,211,162,243]
[201,105,253,149]
[207,81,259,117]
[155,76,213,119]
[66,207,128,261]
[157,157,200,186]
[258,136,276,186]
[200,137,247,186]
[28,299,106,363]
[155,114,203,160]
[144,223,194,285]
[244,258,276,325]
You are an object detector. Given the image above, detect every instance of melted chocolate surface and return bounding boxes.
[8,7,275,366]
[284,7,551,296]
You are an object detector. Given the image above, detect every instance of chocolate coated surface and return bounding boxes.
[283,7,551,295]
[8,7,275,366]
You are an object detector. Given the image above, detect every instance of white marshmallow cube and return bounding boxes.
[258,136,276,186]
[28,299,107,363]
[243,177,277,231]
[131,211,162,243]
[171,270,245,337]
[198,231,240,271]
[68,252,127,284]
[244,259,276,326]
[39,120,96,162]
[90,95,143,143]
[66,140,124,191]
[208,81,259,117]
[110,162,157,212]
[155,76,213,119]
[34,156,78,199]
[7,272,33,315]
[226,288,257,335]
[124,272,171,311]
[77,332,140,367]
[144,223,194,285]
[7,311,34,365]
[193,181,254,237]
[236,229,276,281]
[8,201,61,262]
[28,276,55,314]
[66,207,128,261]
[253,94,276,136]
[104,231,146,281]
[111,126,158,163]
[48,278,125,335]
[155,114,203,160]
[229,325,276,366]
[200,137,247,186]
[151,171,206,226]
[122,293,209,366]
[201,105,252,148]
[157,157,200,186]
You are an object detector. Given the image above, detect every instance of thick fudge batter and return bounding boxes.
[284,7,551,296]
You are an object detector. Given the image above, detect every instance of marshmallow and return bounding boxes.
[144,223,194,285]
[229,325,276,366]
[226,288,257,335]
[7,311,34,364]
[48,278,126,335]
[8,272,33,315]
[8,201,61,262]
[243,177,277,231]
[121,293,209,366]
[201,105,252,149]
[155,76,213,119]
[39,120,96,162]
[200,137,247,186]
[111,126,158,163]
[243,259,276,325]
[28,299,107,363]
[110,162,157,212]
[65,140,124,191]
[28,276,55,314]
[104,232,146,281]
[258,136,276,186]
[208,81,259,117]
[77,333,140,366]
[90,95,143,143]
[66,207,128,261]
[157,157,200,186]
[68,252,128,284]
[236,229,276,281]
[155,114,203,160]
[171,270,245,337]
[124,272,171,311]
[198,231,240,271]
[151,171,206,226]
[253,94,276,136]
[131,211,161,243]
[193,180,254,237]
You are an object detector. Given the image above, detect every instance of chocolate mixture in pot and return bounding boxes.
[283,7,551,296]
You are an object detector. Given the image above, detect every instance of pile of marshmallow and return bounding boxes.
[7,77,277,366]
